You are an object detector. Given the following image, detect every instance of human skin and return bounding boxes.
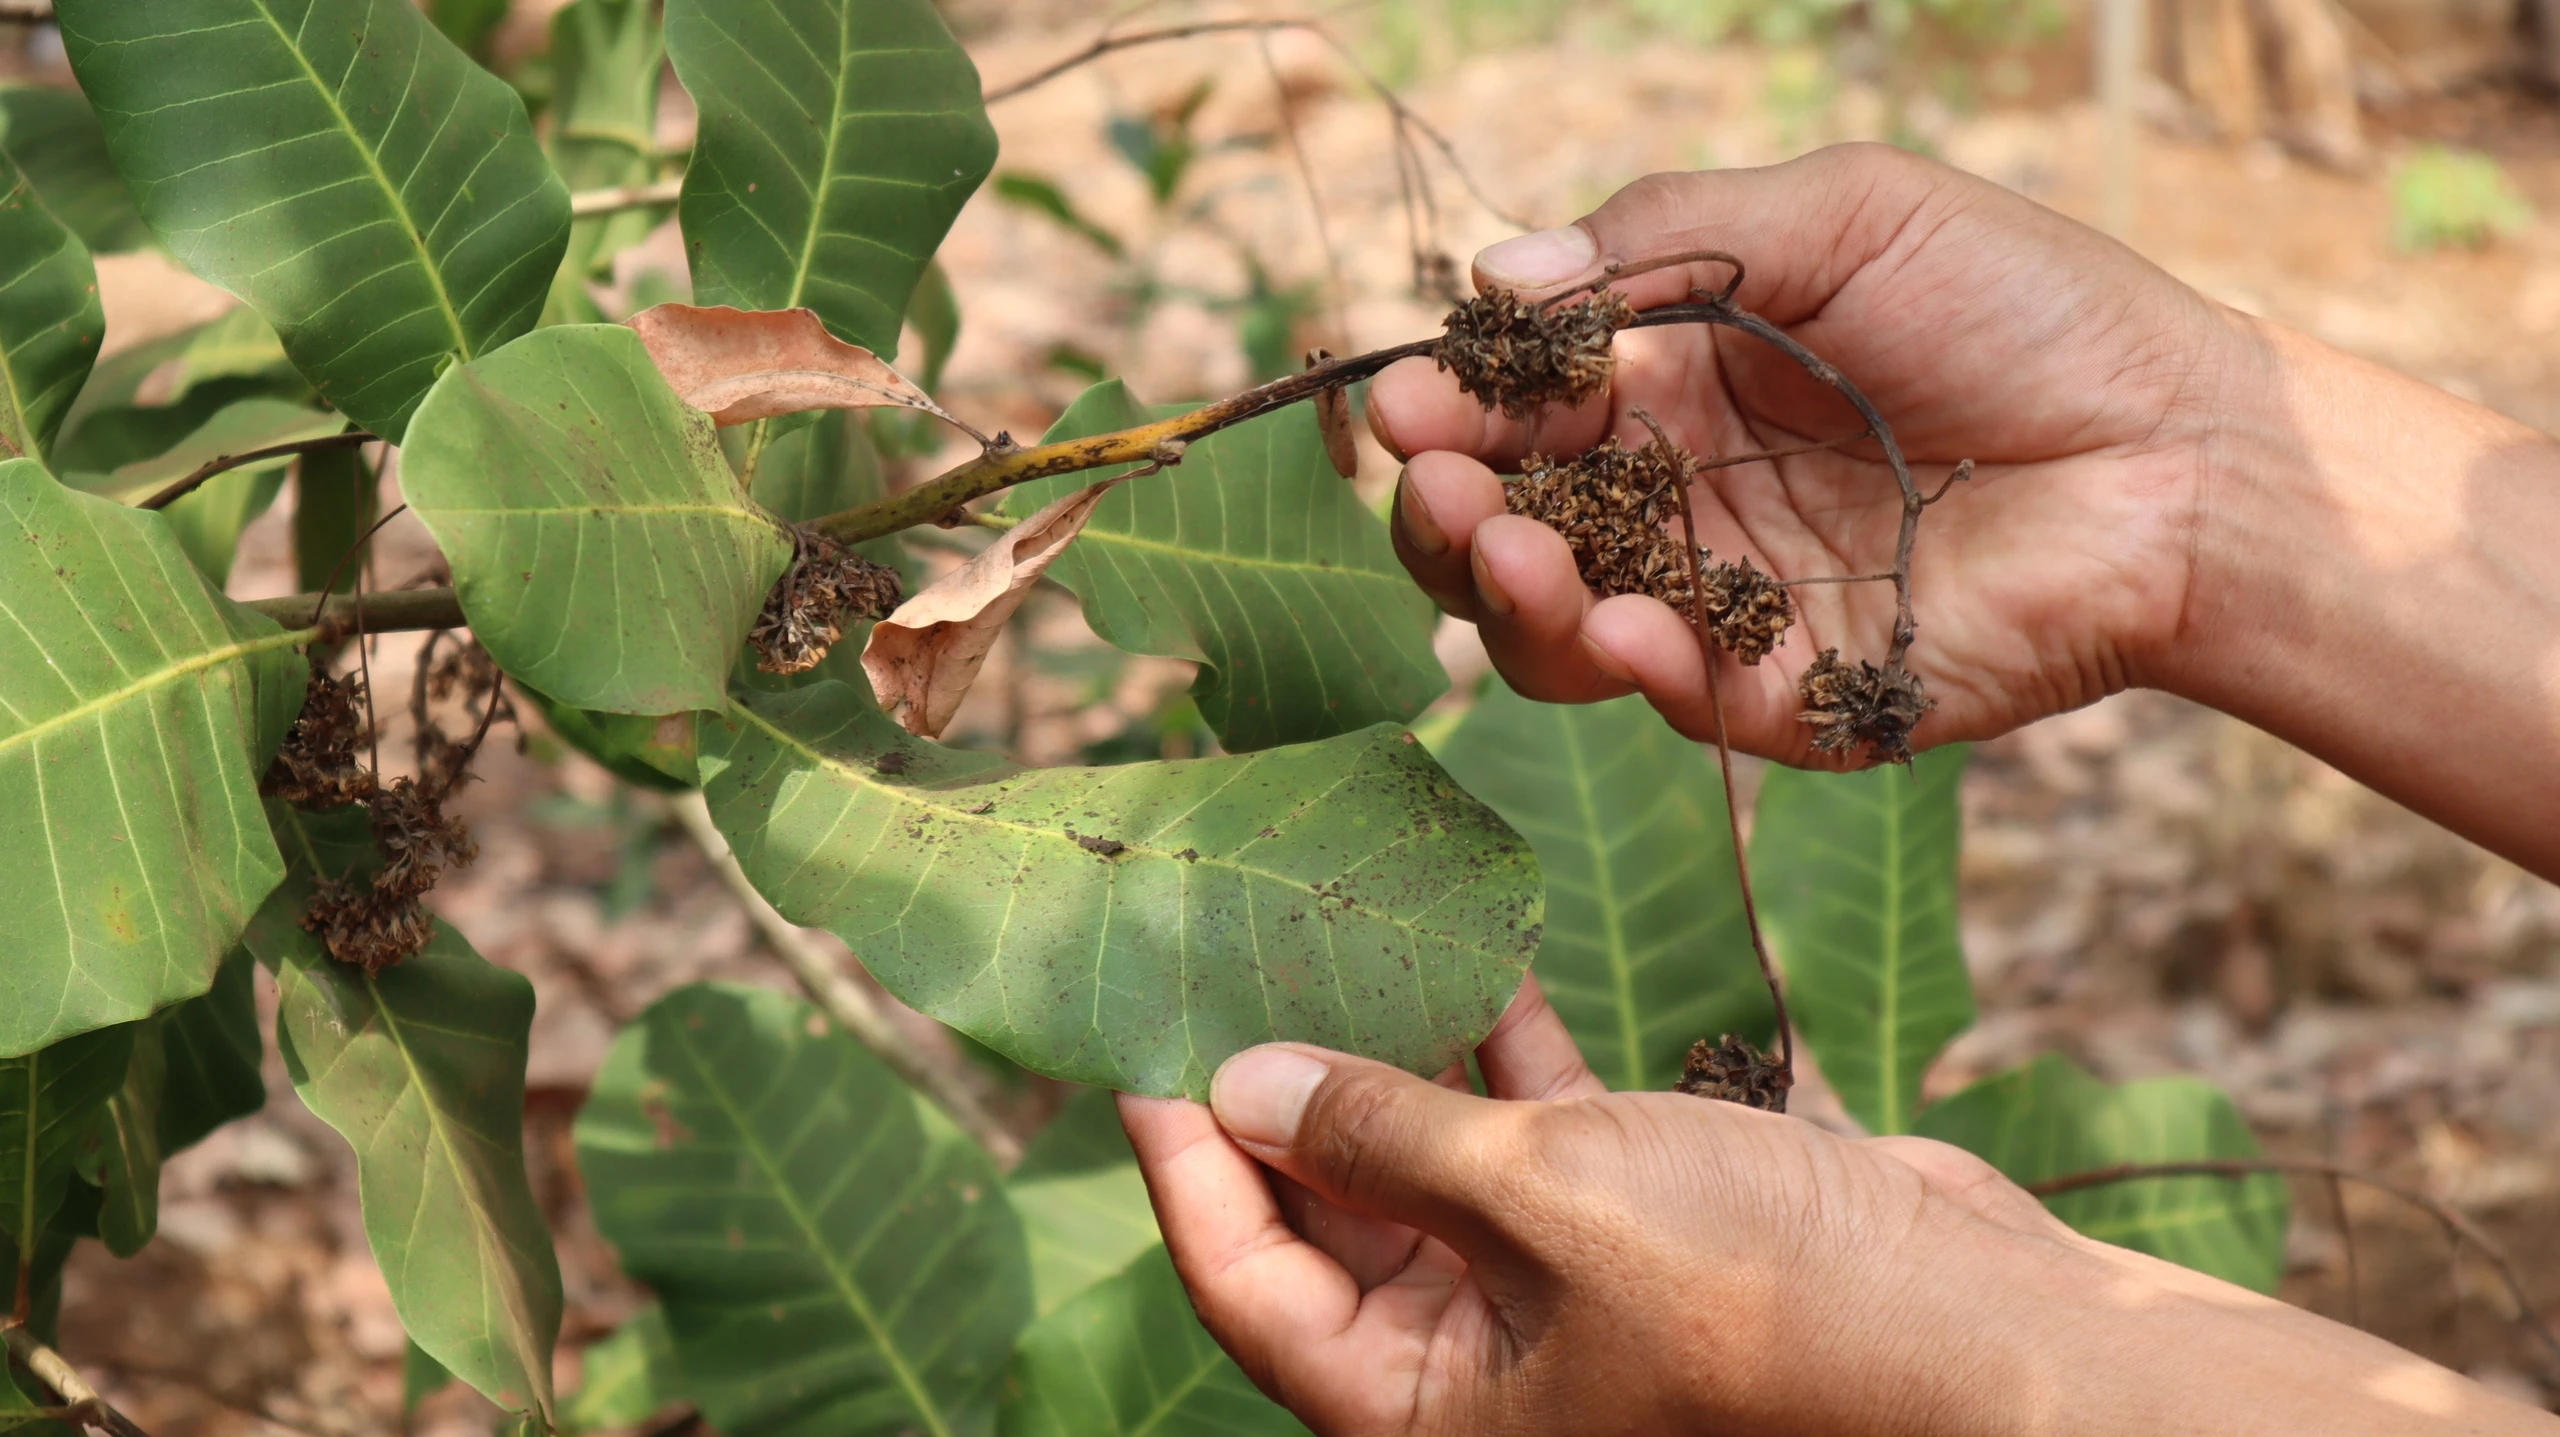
[1121,144,2560,1434]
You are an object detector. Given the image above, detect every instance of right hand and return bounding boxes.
[1369,142,2253,762]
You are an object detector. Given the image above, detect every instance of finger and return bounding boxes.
[1269,1170,1426,1293]
[1866,1134,2075,1239]
[1368,353,1613,470]
[1476,973,1607,1102]
[1208,1045,1533,1260]
[1580,591,1811,760]
[1393,451,1508,621]
[1470,515,1632,705]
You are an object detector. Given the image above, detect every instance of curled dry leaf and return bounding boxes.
[861,479,1126,738]
[626,303,976,434]
[1307,347,1358,480]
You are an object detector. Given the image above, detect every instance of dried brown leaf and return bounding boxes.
[860,479,1125,738]
[626,303,972,433]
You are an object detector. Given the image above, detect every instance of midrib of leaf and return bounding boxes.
[1124,1344,1226,1437]
[785,0,858,313]
[1877,775,1908,1134]
[246,0,471,361]
[1554,715,1642,1091]
[665,1016,955,1437]
[1075,527,1414,584]
[0,622,311,760]
[733,704,1463,946]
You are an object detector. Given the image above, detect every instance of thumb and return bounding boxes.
[1210,1043,1528,1258]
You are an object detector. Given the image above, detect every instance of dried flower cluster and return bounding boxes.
[1798,648,1934,764]
[263,669,370,809]
[1505,437,1798,661]
[412,636,509,794]
[1674,1035,1790,1111]
[1434,290,1635,418]
[753,530,905,674]
[304,777,478,976]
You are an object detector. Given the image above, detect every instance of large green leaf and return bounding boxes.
[134,306,298,409]
[426,0,510,57]
[1750,747,1973,1134]
[545,0,667,327]
[252,816,564,1424]
[90,1015,164,1256]
[1433,685,1767,1090]
[0,148,102,465]
[561,1306,677,1435]
[402,324,795,714]
[56,0,572,441]
[664,0,997,357]
[70,398,345,585]
[0,459,306,1059]
[1006,382,1447,753]
[1011,1086,1131,1181]
[1913,1055,2289,1292]
[702,685,1540,1097]
[998,1245,1308,1437]
[293,443,377,595]
[0,1024,135,1261]
[1011,1165,1160,1318]
[157,946,266,1154]
[0,85,151,255]
[576,983,1029,1437]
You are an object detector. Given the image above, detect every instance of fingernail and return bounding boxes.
[1579,632,1635,682]
[1397,473,1449,557]
[1471,545,1516,616]
[1212,1046,1331,1148]
[1477,226,1599,289]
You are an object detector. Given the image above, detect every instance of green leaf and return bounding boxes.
[0,150,102,466]
[665,0,998,357]
[1434,685,1768,1090]
[402,324,794,714]
[427,0,510,58]
[518,685,700,792]
[575,982,1029,1437]
[293,443,378,595]
[156,947,265,1155]
[92,1015,165,1256]
[1913,1054,2290,1292]
[544,0,667,326]
[251,824,564,1424]
[56,0,573,441]
[403,1339,457,1416]
[562,1306,676,1435]
[0,1024,135,1261]
[991,174,1125,259]
[905,261,961,393]
[998,1245,1308,1437]
[0,459,306,1058]
[702,685,1540,1097]
[1012,1086,1133,1180]
[70,398,344,586]
[1004,381,1448,753]
[0,85,151,255]
[1011,1164,1161,1319]
[1750,747,1973,1134]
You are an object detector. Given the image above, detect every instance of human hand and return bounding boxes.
[1371,142,2247,762]
[1121,978,2560,1435]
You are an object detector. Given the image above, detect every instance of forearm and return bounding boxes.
[2161,316,2560,880]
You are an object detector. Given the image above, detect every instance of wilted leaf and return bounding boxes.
[1914,1054,2290,1292]
[998,1246,1309,1437]
[0,459,306,1058]
[70,398,345,585]
[1003,381,1446,753]
[251,825,564,1425]
[703,685,1540,1096]
[1751,747,1973,1134]
[577,983,1029,1437]
[0,85,150,255]
[1433,685,1768,1090]
[1012,1165,1160,1318]
[665,0,997,358]
[402,324,794,715]
[56,0,572,440]
[0,148,102,466]
[862,478,1122,738]
[629,304,969,432]
[0,1024,136,1255]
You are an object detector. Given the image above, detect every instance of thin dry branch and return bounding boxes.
[982,19,1308,103]
[137,431,376,512]
[669,792,1026,1168]
[568,176,683,218]
[3,1323,154,1437]
[2026,1158,2560,1364]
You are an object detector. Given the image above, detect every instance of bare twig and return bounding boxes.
[299,503,409,626]
[983,19,1306,104]
[1696,429,1874,472]
[2026,1158,2560,1364]
[568,176,683,218]
[3,1323,154,1437]
[247,584,460,641]
[1640,408,1792,1091]
[138,431,375,512]
[669,792,1025,1168]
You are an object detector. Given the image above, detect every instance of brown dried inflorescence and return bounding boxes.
[1675,1035,1790,1111]
[412,636,508,794]
[1798,648,1934,764]
[753,531,905,674]
[302,777,478,976]
[1434,290,1635,419]
[1696,555,1795,666]
[263,669,371,809]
